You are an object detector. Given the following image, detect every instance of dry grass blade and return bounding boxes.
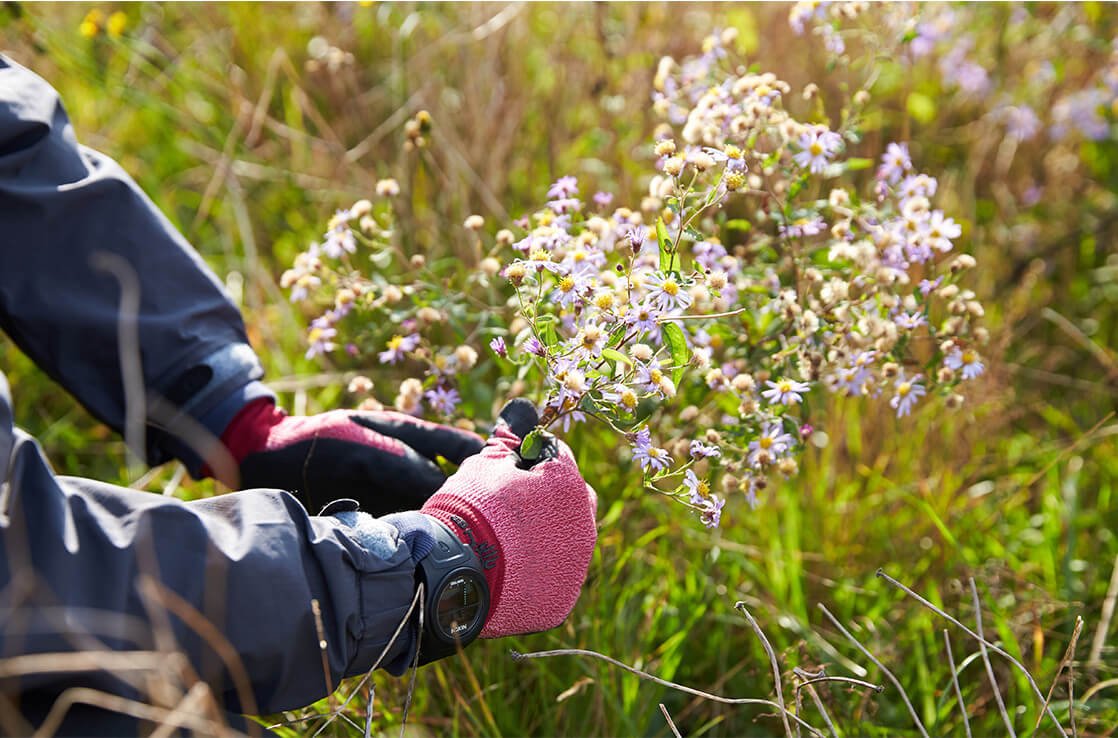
[971,579,1016,738]
[510,648,827,737]
[1022,411,1115,492]
[943,629,973,738]
[875,570,1069,738]
[1089,553,1118,670]
[311,599,336,711]
[815,603,930,738]
[734,601,794,738]
[660,703,683,738]
[1032,615,1083,737]
[34,687,233,737]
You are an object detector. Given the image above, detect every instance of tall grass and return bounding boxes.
[3,3,1117,735]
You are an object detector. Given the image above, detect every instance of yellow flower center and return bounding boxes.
[308,328,323,343]
[810,142,824,156]
[595,292,614,310]
[779,381,792,393]
[898,381,911,397]
[387,335,404,350]
[650,368,663,384]
[530,248,550,262]
[536,210,555,226]
[559,276,576,293]
[696,480,710,498]
[621,390,638,409]
[725,145,743,160]
[662,279,680,296]
[759,436,773,449]
[573,250,586,262]
[962,350,976,364]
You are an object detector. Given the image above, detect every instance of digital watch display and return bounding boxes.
[416,519,490,665]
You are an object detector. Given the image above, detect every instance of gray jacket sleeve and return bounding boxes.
[0,54,273,476]
[0,370,437,724]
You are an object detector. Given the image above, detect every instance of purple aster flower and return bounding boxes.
[489,336,507,358]
[631,435,671,473]
[890,372,927,418]
[425,386,461,416]
[779,216,826,239]
[548,197,582,215]
[918,277,943,295]
[894,311,928,330]
[644,271,693,313]
[761,378,811,405]
[322,222,356,258]
[683,469,711,505]
[926,211,961,253]
[793,127,843,174]
[547,175,579,199]
[898,174,938,200]
[689,440,721,459]
[945,347,984,379]
[1004,105,1041,142]
[346,343,359,357]
[524,335,545,357]
[634,360,668,393]
[877,142,912,185]
[748,423,794,467]
[698,495,725,528]
[305,325,337,359]
[378,332,420,364]
[624,298,664,336]
[550,270,591,308]
[593,191,614,208]
[799,423,813,438]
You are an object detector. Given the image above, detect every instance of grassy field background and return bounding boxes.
[3,3,1118,735]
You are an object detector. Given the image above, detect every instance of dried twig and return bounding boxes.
[943,629,973,738]
[791,669,839,738]
[310,599,335,711]
[1032,616,1083,737]
[510,649,826,737]
[735,601,794,738]
[816,603,930,738]
[875,570,1069,738]
[660,703,683,738]
[971,580,1016,737]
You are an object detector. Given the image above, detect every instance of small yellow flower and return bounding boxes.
[80,9,102,37]
[107,10,127,37]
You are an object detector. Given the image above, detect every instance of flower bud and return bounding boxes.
[658,376,677,398]
[455,345,479,370]
[480,257,501,276]
[705,429,721,444]
[417,306,443,324]
[663,156,684,176]
[348,375,374,394]
[410,254,426,269]
[731,373,756,393]
[376,178,400,197]
[384,285,403,303]
[951,254,977,272]
[945,393,964,409]
[680,405,700,422]
[854,90,871,105]
[464,214,485,230]
[630,343,654,362]
[358,397,384,412]
[504,263,527,285]
[882,362,900,379]
[778,457,798,476]
[655,139,677,156]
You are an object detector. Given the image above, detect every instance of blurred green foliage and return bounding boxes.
[2,2,1118,735]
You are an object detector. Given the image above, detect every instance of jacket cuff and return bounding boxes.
[153,343,275,476]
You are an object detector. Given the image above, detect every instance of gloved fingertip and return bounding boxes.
[586,483,599,518]
[492,424,522,445]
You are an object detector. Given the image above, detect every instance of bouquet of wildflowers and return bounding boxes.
[283,20,987,530]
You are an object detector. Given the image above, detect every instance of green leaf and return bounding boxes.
[534,314,559,347]
[602,347,632,367]
[725,219,752,232]
[520,429,543,461]
[845,157,874,171]
[656,219,677,273]
[662,322,689,386]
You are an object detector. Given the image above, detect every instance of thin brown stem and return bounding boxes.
[510,648,826,737]
[943,629,973,738]
[734,601,794,738]
[816,603,930,738]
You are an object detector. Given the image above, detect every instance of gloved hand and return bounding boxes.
[213,398,484,516]
[420,412,598,638]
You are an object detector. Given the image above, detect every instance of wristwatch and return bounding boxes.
[416,518,490,665]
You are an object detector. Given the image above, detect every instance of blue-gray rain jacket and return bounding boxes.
[0,55,440,732]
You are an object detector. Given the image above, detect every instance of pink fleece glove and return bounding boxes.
[421,427,597,638]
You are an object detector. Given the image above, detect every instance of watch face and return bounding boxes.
[436,571,486,640]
